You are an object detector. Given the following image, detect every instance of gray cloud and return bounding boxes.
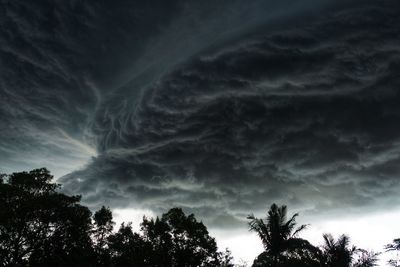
[2,0,400,228]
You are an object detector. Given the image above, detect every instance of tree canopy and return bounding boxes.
[0,168,229,267]
[0,168,94,267]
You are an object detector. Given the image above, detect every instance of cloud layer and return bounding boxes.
[1,0,400,228]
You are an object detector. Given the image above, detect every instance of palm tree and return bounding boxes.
[321,234,356,267]
[321,234,379,267]
[353,250,379,267]
[247,203,308,267]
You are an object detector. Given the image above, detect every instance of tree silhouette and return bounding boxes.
[0,168,389,267]
[141,207,221,266]
[0,168,227,266]
[321,234,356,267]
[0,168,95,267]
[353,250,379,267]
[92,206,115,267]
[108,222,151,266]
[219,248,235,267]
[321,234,378,267]
[248,203,310,267]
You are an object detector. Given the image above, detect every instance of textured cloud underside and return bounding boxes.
[1,0,400,227]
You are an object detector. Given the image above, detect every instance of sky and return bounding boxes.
[1,0,400,265]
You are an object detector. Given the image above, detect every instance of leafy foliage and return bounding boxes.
[353,250,379,267]
[0,168,225,267]
[93,206,115,266]
[140,207,221,266]
[320,234,379,267]
[108,222,151,266]
[321,234,356,267]
[0,168,95,267]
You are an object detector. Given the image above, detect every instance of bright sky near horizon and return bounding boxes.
[112,207,400,265]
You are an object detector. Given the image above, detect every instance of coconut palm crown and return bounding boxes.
[247,203,308,260]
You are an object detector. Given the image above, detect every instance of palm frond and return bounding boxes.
[338,234,351,251]
[291,224,308,237]
[248,214,271,249]
[385,238,400,252]
[322,233,335,250]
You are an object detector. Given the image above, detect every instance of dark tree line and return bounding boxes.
[0,169,233,267]
[0,168,398,267]
[248,204,380,267]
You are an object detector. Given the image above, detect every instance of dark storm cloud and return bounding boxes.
[2,0,400,228]
[0,0,215,174]
[0,0,322,175]
[61,0,400,226]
